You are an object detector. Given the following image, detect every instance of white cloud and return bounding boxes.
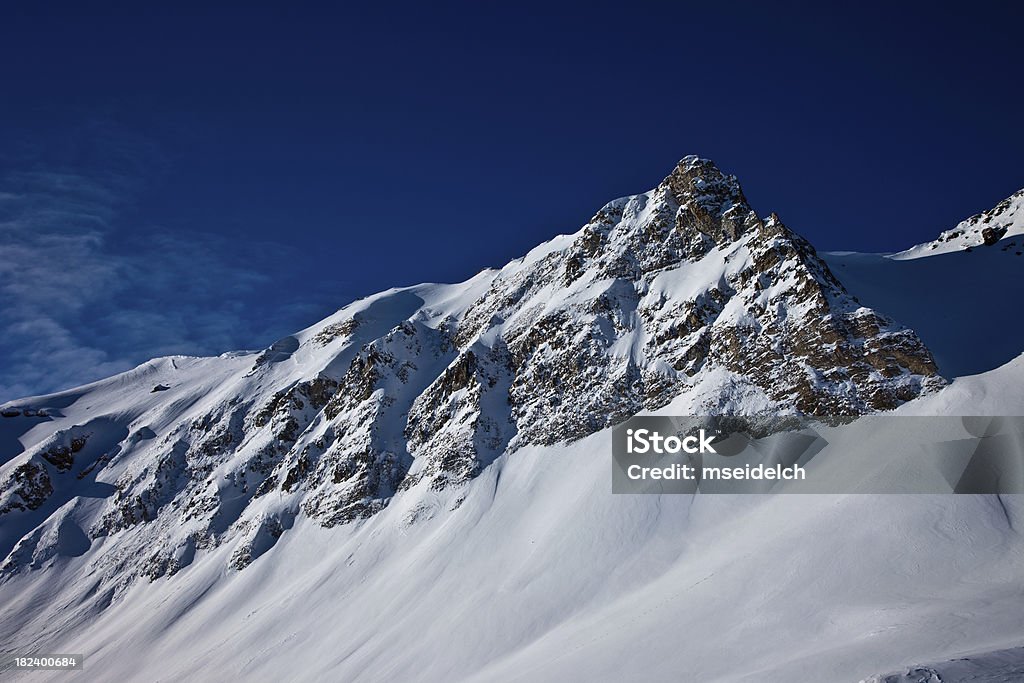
[0,141,348,402]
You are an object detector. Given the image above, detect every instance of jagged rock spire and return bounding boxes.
[661,156,758,244]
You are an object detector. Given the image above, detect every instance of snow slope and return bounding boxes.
[1,159,1023,682]
[823,243,1024,378]
[892,188,1024,259]
[2,358,1023,682]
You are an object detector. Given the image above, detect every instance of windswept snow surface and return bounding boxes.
[1,358,1023,682]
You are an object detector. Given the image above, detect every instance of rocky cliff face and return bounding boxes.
[0,157,944,593]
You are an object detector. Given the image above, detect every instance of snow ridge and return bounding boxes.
[894,187,1024,259]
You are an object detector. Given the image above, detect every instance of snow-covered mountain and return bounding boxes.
[823,191,1024,380]
[892,187,1024,259]
[1,158,1022,681]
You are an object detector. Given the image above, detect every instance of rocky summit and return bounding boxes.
[0,157,944,590]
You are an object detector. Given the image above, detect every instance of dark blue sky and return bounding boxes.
[1,1,1022,400]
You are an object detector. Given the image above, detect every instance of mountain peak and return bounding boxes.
[663,155,745,199]
[672,153,723,173]
[658,156,754,245]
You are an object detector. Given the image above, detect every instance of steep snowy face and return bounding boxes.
[432,156,942,458]
[894,187,1024,259]
[0,157,943,590]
